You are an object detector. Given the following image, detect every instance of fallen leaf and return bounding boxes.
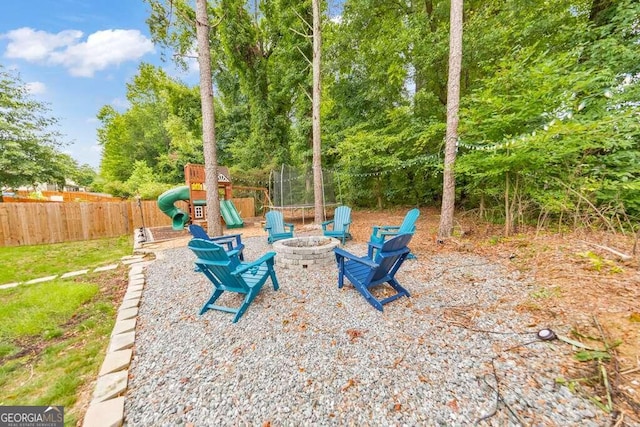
[341,378,356,391]
[346,328,365,342]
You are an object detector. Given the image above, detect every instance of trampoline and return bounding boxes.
[268,165,341,223]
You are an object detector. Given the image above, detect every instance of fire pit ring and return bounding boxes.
[273,236,340,269]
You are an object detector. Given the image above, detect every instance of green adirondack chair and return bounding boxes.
[334,233,413,311]
[369,208,420,259]
[264,211,294,243]
[321,205,352,245]
[188,238,279,323]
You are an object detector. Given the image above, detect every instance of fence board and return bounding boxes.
[232,198,255,218]
[0,197,257,247]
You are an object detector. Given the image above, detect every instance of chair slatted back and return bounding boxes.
[188,239,246,292]
[398,208,420,234]
[188,224,210,240]
[333,206,351,232]
[265,211,286,234]
[371,233,412,281]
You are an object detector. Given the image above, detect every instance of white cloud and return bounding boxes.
[25,81,47,95]
[50,29,155,77]
[3,28,82,61]
[2,27,154,77]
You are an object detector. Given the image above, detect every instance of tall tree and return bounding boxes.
[195,0,222,236]
[0,66,66,192]
[438,0,463,240]
[312,0,323,224]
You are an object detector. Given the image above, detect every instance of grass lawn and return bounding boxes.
[0,235,132,284]
[0,269,128,426]
[0,237,133,426]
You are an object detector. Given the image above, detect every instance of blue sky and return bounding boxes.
[0,0,196,169]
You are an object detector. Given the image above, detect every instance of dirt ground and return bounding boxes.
[145,207,639,420]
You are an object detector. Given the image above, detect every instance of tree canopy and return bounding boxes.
[0,66,95,191]
[94,0,639,228]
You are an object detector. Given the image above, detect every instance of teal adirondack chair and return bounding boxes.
[188,238,280,323]
[370,208,420,258]
[322,205,352,244]
[188,224,244,261]
[334,233,413,311]
[264,211,294,243]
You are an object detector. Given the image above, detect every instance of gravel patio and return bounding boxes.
[123,230,606,426]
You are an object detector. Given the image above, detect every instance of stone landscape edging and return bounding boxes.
[81,256,153,427]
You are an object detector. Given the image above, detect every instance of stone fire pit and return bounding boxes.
[273,236,340,269]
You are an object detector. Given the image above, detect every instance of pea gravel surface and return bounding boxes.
[124,236,607,426]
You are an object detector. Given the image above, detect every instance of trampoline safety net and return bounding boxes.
[269,165,340,209]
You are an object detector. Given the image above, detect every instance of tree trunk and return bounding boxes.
[312,0,324,225]
[437,0,463,240]
[195,0,222,236]
[504,171,511,236]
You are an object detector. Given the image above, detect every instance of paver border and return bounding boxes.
[82,257,153,427]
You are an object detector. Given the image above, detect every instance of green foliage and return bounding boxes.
[530,286,562,299]
[91,0,640,227]
[0,66,69,189]
[456,0,640,224]
[574,350,611,362]
[138,181,174,200]
[125,160,155,195]
[576,251,623,273]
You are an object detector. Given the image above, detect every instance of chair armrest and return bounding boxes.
[371,225,396,237]
[211,233,242,246]
[284,223,294,232]
[321,219,334,231]
[334,247,379,269]
[234,252,276,275]
[226,243,245,259]
[366,240,384,258]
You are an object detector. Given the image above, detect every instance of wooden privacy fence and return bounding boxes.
[0,198,255,247]
[7,190,120,202]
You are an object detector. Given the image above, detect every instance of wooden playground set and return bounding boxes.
[157,163,269,230]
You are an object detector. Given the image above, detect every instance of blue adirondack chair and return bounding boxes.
[188,238,280,323]
[264,211,294,243]
[188,223,244,261]
[370,208,420,259]
[321,205,352,245]
[334,233,413,311]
